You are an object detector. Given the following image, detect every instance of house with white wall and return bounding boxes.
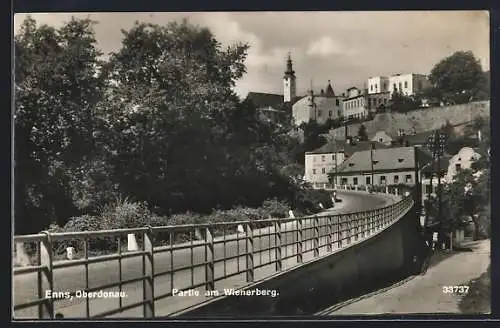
[388,73,431,96]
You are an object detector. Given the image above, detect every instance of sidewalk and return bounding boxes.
[318,239,491,315]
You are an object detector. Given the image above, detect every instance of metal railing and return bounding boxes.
[13,187,414,319]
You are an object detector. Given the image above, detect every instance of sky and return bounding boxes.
[14,11,490,99]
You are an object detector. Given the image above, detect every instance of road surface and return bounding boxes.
[13,190,398,319]
[317,239,490,315]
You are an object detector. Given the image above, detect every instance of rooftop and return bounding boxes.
[246,92,283,109]
[306,140,389,156]
[336,146,432,174]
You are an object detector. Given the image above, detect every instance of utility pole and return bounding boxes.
[370,141,375,188]
[426,130,447,245]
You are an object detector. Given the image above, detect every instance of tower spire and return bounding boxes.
[283,52,297,103]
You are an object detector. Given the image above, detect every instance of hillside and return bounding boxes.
[328,100,490,140]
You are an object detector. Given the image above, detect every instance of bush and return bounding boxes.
[293,189,334,215]
[99,198,152,230]
[261,198,289,218]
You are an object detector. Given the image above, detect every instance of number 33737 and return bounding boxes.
[442,286,469,294]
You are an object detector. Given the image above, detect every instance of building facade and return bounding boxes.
[342,88,368,120]
[388,73,431,96]
[367,76,390,94]
[292,81,344,126]
[445,147,481,182]
[304,142,346,185]
[304,140,389,186]
[331,146,431,187]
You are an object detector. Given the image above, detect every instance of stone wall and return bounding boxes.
[330,100,490,140]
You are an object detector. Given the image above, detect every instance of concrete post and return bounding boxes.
[15,242,31,267]
[205,227,215,290]
[142,226,155,318]
[39,231,54,318]
[127,233,139,251]
[245,224,254,282]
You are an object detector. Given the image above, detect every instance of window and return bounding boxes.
[383,82,387,90]
[338,110,341,116]
[375,85,378,92]
[370,85,373,91]
[318,110,322,117]
[380,176,386,184]
[393,83,397,91]
[341,178,347,185]
[329,110,333,117]
[366,177,371,185]
[379,138,383,142]
[322,168,326,174]
[313,169,316,174]
[321,155,325,162]
[353,177,358,185]
[394,175,399,184]
[405,174,412,183]
[455,163,462,171]
[399,82,402,90]
[336,99,340,106]
[404,81,408,88]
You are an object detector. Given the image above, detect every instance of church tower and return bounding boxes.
[283,52,297,103]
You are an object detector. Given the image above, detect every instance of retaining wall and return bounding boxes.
[175,202,421,317]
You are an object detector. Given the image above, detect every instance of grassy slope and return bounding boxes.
[458,264,491,314]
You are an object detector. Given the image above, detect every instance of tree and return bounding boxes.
[430,167,490,241]
[15,16,107,233]
[428,51,485,104]
[357,124,368,141]
[389,90,421,113]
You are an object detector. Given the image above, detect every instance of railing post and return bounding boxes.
[356,213,361,241]
[338,216,343,248]
[296,219,303,264]
[143,226,155,318]
[370,211,375,234]
[274,221,282,271]
[326,216,333,252]
[346,215,351,244]
[205,226,215,290]
[363,212,370,237]
[39,231,54,319]
[245,223,254,282]
[313,216,320,257]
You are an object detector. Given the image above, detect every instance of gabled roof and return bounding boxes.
[325,80,335,97]
[336,146,432,174]
[306,140,389,156]
[246,92,283,109]
[306,141,345,154]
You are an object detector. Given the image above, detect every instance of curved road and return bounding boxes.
[13,191,397,319]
